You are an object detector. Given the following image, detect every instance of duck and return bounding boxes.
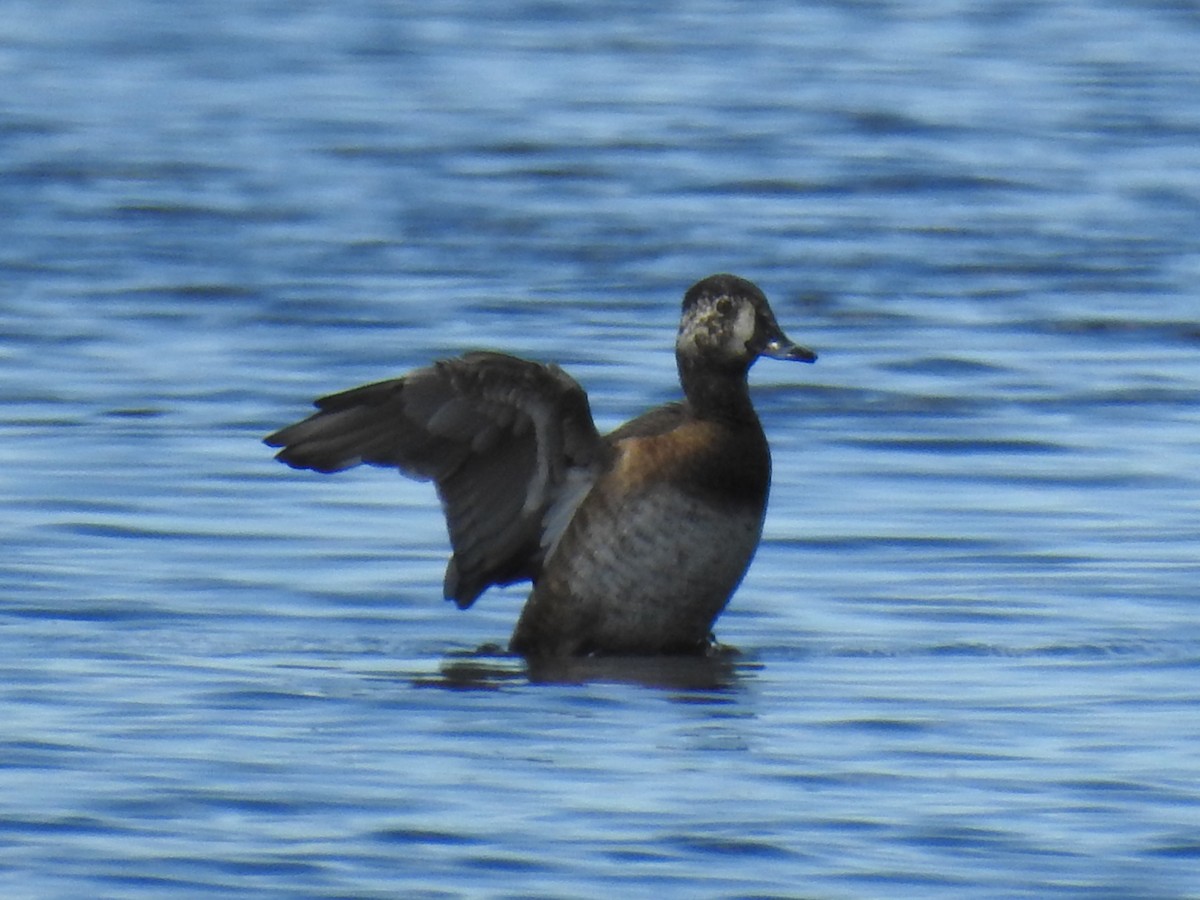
[265,274,816,658]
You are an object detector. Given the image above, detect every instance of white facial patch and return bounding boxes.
[727,302,756,354]
[677,294,758,360]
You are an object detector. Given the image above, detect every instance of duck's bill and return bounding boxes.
[761,336,817,363]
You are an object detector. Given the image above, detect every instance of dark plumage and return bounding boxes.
[265,274,816,658]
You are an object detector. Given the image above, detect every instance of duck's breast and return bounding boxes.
[512,419,771,656]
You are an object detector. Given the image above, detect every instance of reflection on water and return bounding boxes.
[2,0,1200,897]
[418,645,749,691]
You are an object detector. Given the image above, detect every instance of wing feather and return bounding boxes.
[265,351,608,607]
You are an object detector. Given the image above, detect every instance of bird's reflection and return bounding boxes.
[417,643,755,691]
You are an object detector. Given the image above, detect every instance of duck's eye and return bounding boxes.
[715,297,734,316]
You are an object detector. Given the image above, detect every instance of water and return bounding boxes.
[2,1,1199,897]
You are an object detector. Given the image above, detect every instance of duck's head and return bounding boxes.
[676,273,817,372]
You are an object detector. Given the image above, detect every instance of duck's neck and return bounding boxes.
[677,355,759,424]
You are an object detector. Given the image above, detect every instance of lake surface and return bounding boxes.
[2,1,1199,897]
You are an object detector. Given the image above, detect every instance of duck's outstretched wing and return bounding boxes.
[265,351,608,608]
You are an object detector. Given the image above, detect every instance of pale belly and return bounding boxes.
[513,482,765,655]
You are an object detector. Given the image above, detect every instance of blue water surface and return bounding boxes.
[2,1,1199,897]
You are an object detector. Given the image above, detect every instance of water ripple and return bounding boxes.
[1,2,1198,898]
